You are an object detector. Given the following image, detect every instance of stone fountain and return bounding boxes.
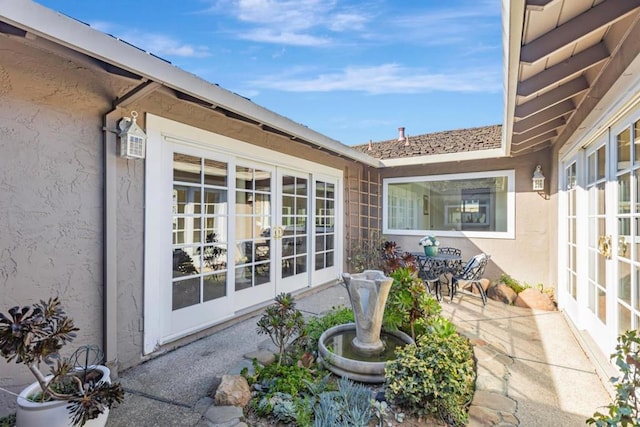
[318,270,414,383]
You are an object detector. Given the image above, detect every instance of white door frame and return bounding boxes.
[143,114,343,354]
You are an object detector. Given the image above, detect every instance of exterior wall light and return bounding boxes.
[118,111,146,159]
[532,165,545,192]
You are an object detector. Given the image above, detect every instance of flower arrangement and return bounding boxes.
[419,235,440,247]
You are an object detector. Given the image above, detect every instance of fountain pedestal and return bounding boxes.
[318,270,414,383]
[342,271,392,356]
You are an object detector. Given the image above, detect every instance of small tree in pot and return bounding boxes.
[0,297,124,426]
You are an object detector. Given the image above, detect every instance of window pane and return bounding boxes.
[386,174,509,232]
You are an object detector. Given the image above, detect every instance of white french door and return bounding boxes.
[275,169,311,294]
[582,140,610,346]
[144,114,343,352]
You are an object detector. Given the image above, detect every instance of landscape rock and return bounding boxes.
[514,288,556,311]
[487,283,518,305]
[214,375,251,407]
[461,278,491,294]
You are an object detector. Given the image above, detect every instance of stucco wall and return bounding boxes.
[380,149,554,289]
[0,37,119,414]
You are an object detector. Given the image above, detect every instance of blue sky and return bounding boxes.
[37,0,503,146]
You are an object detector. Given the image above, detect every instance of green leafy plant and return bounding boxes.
[313,377,372,427]
[385,331,475,426]
[498,274,529,294]
[295,306,354,354]
[0,298,124,426]
[427,316,458,338]
[257,292,305,365]
[587,329,640,426]
[346,231,386,273]
[383,267,441,341]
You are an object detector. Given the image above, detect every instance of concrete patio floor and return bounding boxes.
[105,283,614,426]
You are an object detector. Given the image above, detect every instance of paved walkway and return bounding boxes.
[105,283,613,426]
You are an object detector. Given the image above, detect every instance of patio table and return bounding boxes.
[412,251,462,301]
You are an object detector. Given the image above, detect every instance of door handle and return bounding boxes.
[598,235,612,259]
[272,226,284,240]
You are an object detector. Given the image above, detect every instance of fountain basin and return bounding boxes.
[318,323,414,383]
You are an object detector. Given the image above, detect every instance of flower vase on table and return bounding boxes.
[419,235,440,257]
[424,246,438,257]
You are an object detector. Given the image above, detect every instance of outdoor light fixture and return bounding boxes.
[118,111,146,159]
[532,165,545,193]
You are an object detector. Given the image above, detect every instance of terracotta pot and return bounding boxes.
[16,365,111,427]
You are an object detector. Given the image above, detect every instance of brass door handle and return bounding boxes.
[272,226,284,240]
[598,235,612,259]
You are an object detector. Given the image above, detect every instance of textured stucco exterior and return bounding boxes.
[380,149,555,289]
[0,36,116,411]
[0,31,369,416]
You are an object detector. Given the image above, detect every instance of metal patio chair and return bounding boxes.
[449,253,490,305]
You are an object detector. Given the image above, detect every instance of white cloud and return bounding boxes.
[204,0,371,46]
[250,64,502,94]
[238,29,331,47]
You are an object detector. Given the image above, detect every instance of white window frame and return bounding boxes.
[383,170,515,239]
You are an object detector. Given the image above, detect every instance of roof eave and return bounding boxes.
[503,0,526,157]
[0,0,383,168]
[381,148,505,167]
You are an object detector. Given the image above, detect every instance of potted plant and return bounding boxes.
[0,297,124,426]
[418,235,440,257]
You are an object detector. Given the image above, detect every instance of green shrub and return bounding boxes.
[254,362,316,397]
[385,332,475,426]
[587,330,640,426]
[257,292,305,365]
[498,274,529,294]
[383,267,441,340]
[0,414,15,427]
[296,306,354,354]
[313,377,372,427]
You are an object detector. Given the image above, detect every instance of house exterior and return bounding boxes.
[0,0,383,414]
[502,0,640,363]
[1,0,639,417]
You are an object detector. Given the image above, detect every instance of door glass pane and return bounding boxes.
[315,180,336,271]
[173,277,200,310]
[619,172,631,213]
[598,287,606,323]
[635,120,640,163]
[597,145,606,179]
[174,154,201,183]
[619,261,631,304]
[203,273,226,301]
[173,153,229,311]
[597,183,606,215]
[235,166,272,291]
[588,153,596,183]
[617,128,631,171]
[618,304,631,334]
[204,159,227,186]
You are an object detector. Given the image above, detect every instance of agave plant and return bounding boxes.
[0,297,124,426]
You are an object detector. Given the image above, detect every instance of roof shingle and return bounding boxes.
[352,124,502,160]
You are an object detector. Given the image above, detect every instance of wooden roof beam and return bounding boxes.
[526,0,557,12]
[511,133,555,153]
[521,0,640,64]
[515,77,588,119]
[513,99,574,134]
[512,117,565,144]
[518,42,609,97]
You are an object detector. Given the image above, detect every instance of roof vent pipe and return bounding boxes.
[398,127,405,141]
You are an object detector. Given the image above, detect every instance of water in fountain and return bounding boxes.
[318,270,414,383]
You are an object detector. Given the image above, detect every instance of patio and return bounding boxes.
[104,283,613,427]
